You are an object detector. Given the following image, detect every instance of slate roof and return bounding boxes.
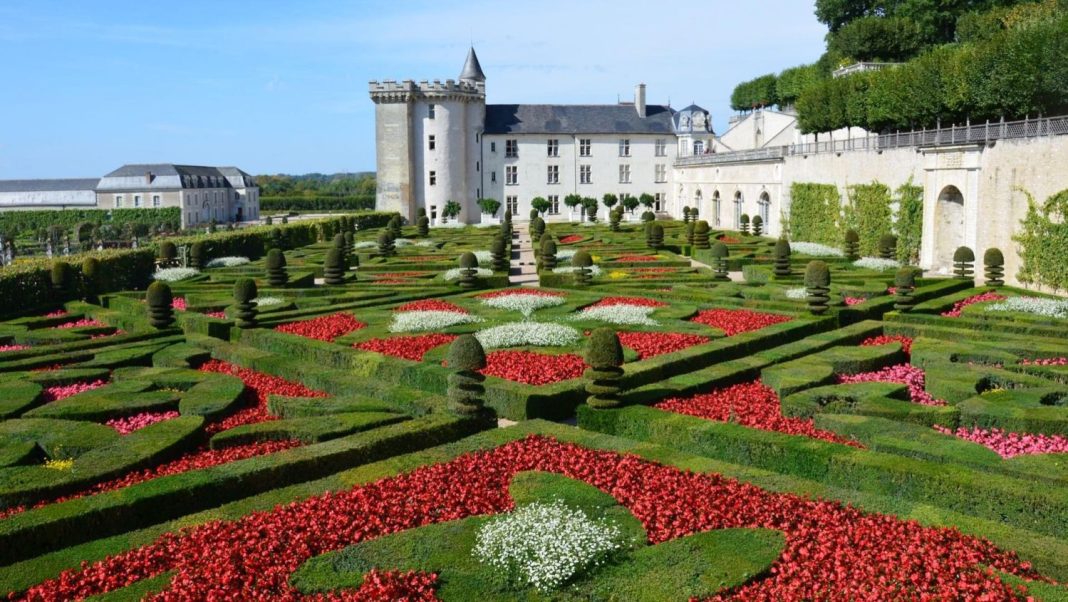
[459,47,486,82]
[102,164,228,178]
[484,104,675,135]
[0,179,99,193]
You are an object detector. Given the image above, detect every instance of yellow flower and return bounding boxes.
[44,458,74,471]
[609,271,628,280]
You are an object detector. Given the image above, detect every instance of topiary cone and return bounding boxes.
[693,220,710,249]
[585,328,624,409]
[983,248,1004,287]
[344,231,355,255]
[146,281,175,329]
[773,238,792,278]
[804,260,831,316]
[232,278,258,328]
[491,236,509,272]
[711,242,730,281]
[648,224,664,250]
[50,261,73,297]
[324,248,347,285]
[685,222,695,247]
[953,246,975,279]
[446,334,487,417]
[266,248,288,287]
[893,267,916,311]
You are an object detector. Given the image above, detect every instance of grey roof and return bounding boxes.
[0,179,99,193]
[484,104,675,135]
[459,47,486,82]
[102,164,229,178]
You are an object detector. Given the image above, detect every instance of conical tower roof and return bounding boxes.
[459,47,486,82]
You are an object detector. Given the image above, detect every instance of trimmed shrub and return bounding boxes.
[50,261,73,295]
[682,206,691,223]
[739,214,750,235]
[343,231,355,255]
[693,221,711,249]
[491,237,509,272]
[446,335,487,417]
[648,224,664,250]
[388,215,403,239]
[458,252,479,289]
[751,215,763,236]
[233,278,258,328]
[323,248,347,285]
[894,267,916,311]
[984,248,1005,287]
[953,246,975,279]
[711,242,730,281]
[158,242,177,267]
[805,260,831,315]
[641,210,655,223]
[773,238,792,278]
[844,229,860,261]
[81,257,101,298]
[189,242,206,270]
[877,234,897,260]
[417,216,430,237]
[572,250,593,286]
[377,231,395,257]
[146,281,175,329]
[540,238,557,270]
[585,328,624,409]
[270,227,284,250]
[530,217,545,241]
[685,222,695,247]
[266,248,288,287]
[609,207,622,232]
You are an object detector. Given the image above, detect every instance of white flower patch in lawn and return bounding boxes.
[475,321,580,349]
[252,296,284,307]
[152,267,200,282]
[480,293,565,317]
[443,267,494,281]
[414,240,438,247]
[473,501,624,593]
[553,265,603,277]
[790,242,844,257]
[389,310,483,333]
[573,303,658,326]
[474,250,494,264]
[784,287,808,300]
[853,257,900,271]
[354,241,378,250]
[205,256,249,268]
[556,249,577,263]
[986,296,1068,319]
[394,238,414,247]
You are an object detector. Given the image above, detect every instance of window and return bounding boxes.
[506,165,518,185]
[506,196,519,215]
[547,165,559,184]
[152,195,161,208]
[429,171,437,186]
[134,195,142,208]
[618,164,631,184]
[547,139,558,157]
[655,139,667,156]
[114,195,123,208]
[654,193,664,212]
[428,104,436,119]
[694,140,704,155]
[476,161,480,172]
[548,195,560,215]
[758,193,771,227]
[428,135,436,150]
[580,165,592,184]
[655,164,666,183]
[579,138,591,157]
[734,192,743,229]
[618,139,630,157]
[506,140,518,158]
[713,191,722,226]
[491,171,497,183]
[491,141,496,153]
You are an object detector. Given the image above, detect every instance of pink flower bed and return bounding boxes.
[0,344,29,353]
[90,329,126,340]
[53,318,106,329]
[860,335,914,356]
[934,425,1068,458]
[838,364,945,406]
[614,255,659,262]
[172,297,187,311]
[40,379,108,403]
[941,292,1007,318]
[44,310,68,318]
[1020,357,1068,366]
[844,296,866,306]
[106,411,181,435]
[204,311,227,319]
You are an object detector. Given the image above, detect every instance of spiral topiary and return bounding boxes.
[232,278,258,328]
[491,236,509,272]
[50,261,73,295]
[739,214,750,235]
[333,233,346,252]
[158,241,178,267]
[389,215,403,239]
[693,220,711,249]
[710,242,730,281]
[648,224,664,250]
[266,248,288,287]
[878,234,897,260]
[270,227,284,250]
[773,238,792,278]
[983,248,1004,287]
[573,250,593,286]
[893,267,916,311]
[682,206,691,223]
[323,247,347,285]
[685,221,695,247]
[417,216,430,237]
[446,334,487,418]
[751,215,763,236]
[189,242,206,270]
[609,207,622,232]
[146,281,175,329]
[530,217,545,242]
[377,230,395,257]
[81,257,101,298]
[804,260,831,315]
[953,246,975,279]
[585,328,624,409]
[540,238,557,270]
[844,230,860,261]
[344,231,355,255]
[458,252,479,289]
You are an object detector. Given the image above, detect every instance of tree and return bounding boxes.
[777,63,822,107]
[622,195,640,213]
[828,16,926,62]
[639,193,655,210]
[602,193,619,210]
[477,198,501,217]
[582,197,599,222]
[442,200,461,221]
[531,197,551,215]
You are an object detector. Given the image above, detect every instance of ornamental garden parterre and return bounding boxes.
[0,211,1066,601]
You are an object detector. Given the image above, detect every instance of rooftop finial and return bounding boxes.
[459,47,486,83]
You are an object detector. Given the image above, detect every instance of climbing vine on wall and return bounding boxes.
[844,183,893,257]
[894,181,924,265]
[1014,188,1068,291]
[788,183,841,246]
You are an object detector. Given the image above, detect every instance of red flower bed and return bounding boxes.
[691,309,791,336]
[480,350,585,385]
[475,289,565,299]
[197,359,329,433]
[40,379,108,403]
[204,311,227,319]
[172,297,187,311]
[372,279,410,285]
[633,267,675,273]
[860,334,914,356]
[558,234,583,244]
[274,312,366,342]
[1019,357,1067,366]
[0,344,29,353]
[656,381,862,447]
[106,411,180,435]
[15,435,1044,601]
[355,334,458,361]
[617,331,709,359]
[843,296,865,306]
[941,292,1007,318]
[393,299,469,313]
[614,255,659,262]
[838,364,945,406]
[717,235,741,243]
[586,296,667,309]
[374,271,430,279]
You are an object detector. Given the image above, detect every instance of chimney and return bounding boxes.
[144,172,154,185]
[635,83,647,118]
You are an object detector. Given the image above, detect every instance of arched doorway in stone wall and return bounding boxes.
[934,185,965,273]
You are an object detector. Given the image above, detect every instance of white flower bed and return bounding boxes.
[784,287,808,300]
[474,250,494,264]
[480,293,565,317]
[473,501,624,593]
[475,322,580,349]
[252,296,284,307]
[853,257,900,271]
[573,304,658,326]
[414,240,438,247]
[790,242,844,257]
[435,221,467,229]
[388,310,483,333]
[443,267,494,281]
[354,241,378,250]
[152,267,200,282]
[556,249,577,263]
[393,238,414,247]
[986,296,1068,319]
[553,265,603,277]
[205,256,249,268]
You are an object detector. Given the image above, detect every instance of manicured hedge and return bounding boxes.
[260,195,375,212]
[0,208,181,238]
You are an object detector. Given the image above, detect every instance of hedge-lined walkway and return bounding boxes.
[509,222,539,288]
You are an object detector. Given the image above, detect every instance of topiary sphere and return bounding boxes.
[953,246,975,262]
[233,278,258,303]
[459,252,478,269]
[804,260,830,288]
[694,220,709,234]
[845,230,859,243]
[774,238,791,258]
[711,242,730,258]
[573,250,593,267]
[266,248,286,270]
[447,334,486,372]
[146,280,173,307]
[586,328,623,369]
[984,247,1004,266]
[894,267,916,289]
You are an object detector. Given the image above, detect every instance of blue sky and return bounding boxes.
[0,1,828,178]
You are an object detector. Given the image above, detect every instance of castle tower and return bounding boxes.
[369,48,486,224]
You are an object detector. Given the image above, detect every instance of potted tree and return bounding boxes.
[564,194,583,222]
[442,200,462,224]
[621,194,640,221]
[531,197,551,217]
[477,198,501,225]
